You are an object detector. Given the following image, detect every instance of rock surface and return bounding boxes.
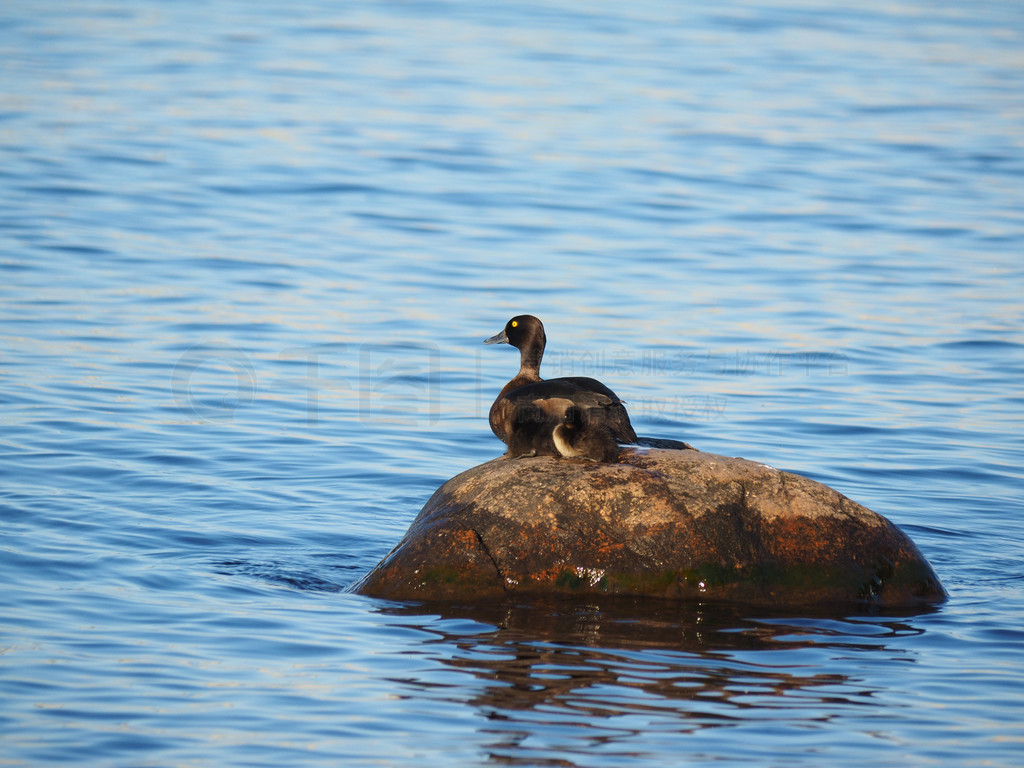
[354,447,945,608]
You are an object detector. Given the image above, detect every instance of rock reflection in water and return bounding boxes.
[377,597,930,765]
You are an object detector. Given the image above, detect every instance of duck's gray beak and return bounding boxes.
[484,329,508,345]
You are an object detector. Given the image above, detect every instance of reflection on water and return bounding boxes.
[380,597,931,764]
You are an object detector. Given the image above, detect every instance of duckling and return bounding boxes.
[500,395,574,458]
[485,315,637,453]
[552,404,620,463]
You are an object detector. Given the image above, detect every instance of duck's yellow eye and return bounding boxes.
[511,320,518,328]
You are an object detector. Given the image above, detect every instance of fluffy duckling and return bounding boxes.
[552,404,620,463]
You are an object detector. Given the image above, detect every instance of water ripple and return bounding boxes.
[1,1,1023,766]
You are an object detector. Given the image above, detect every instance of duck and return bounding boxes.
[484,315,637,457]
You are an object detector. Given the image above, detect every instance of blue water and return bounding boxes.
[2,1,1023,765]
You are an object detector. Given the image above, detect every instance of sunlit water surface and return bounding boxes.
[2,1,1023,766]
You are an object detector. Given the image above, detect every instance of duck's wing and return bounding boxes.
[557,376,624,403]
[507,380,614,408]
[552,377,637,443]
[600,401,637,444]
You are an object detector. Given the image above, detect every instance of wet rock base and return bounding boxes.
[354,448,945,608]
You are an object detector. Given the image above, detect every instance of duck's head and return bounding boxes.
[484,315,546,353]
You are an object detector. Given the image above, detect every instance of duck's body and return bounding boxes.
[485,315,636,458]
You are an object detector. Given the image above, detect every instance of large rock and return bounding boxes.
[354,447,945,608]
